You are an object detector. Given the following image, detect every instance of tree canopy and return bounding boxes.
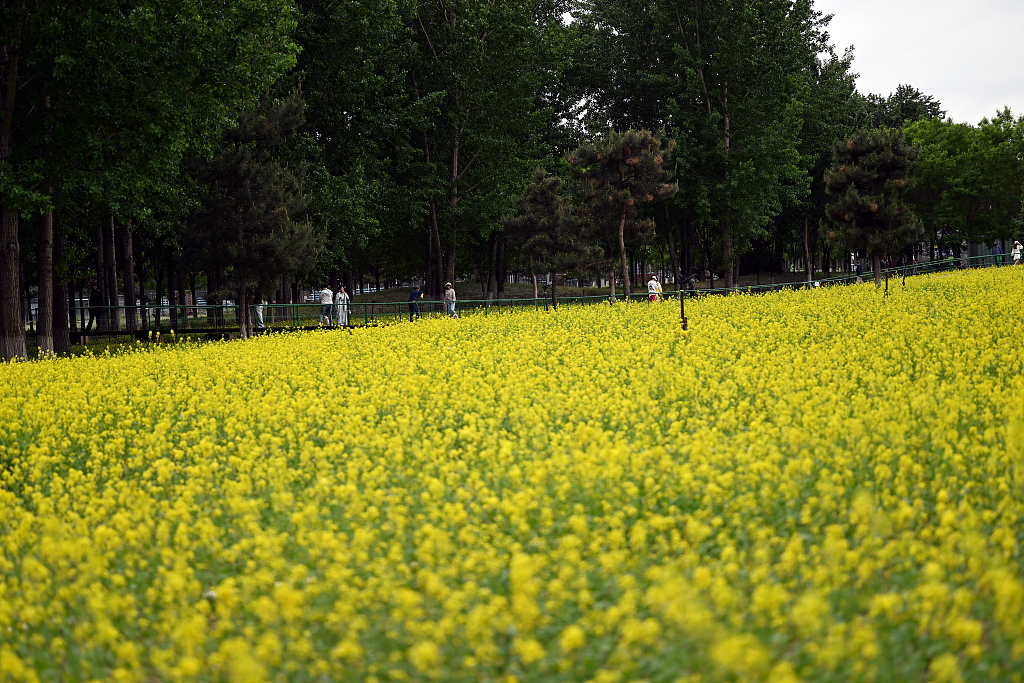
[824,128,922,288]
[2,0,1021,357]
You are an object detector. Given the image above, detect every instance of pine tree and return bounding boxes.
[187,93,317,339]
[568,130,676,297]
[825,128,922,289]
[505,168,604,308]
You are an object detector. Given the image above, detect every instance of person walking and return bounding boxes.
[408,285,423,321]
[335,286,350,327]
[87,283,104,331]
[992,241,1004,266]
[1012,240,1022,266]
[443,282,458,318]
[856,260,863,284]
[319,284,333,326]
[254,296,265,330]
[647,274,660,302]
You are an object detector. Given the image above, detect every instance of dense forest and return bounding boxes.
[2,0,1022,358]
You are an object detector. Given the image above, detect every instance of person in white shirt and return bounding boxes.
[1013,241,1022,266]
[443,282,458,318]
[335,286,350,327]
[647,274,661,302]
[319,285,333,326]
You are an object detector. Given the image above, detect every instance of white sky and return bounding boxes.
[814,0,1024,125]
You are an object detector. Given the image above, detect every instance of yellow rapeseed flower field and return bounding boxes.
[2,266,1023,683]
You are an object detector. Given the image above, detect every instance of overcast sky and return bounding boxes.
[815,0,1024,125]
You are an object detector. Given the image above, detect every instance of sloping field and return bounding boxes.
[1,268,1023,683]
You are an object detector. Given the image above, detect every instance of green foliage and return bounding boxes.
[3,0,300,219]
[664,0,826,284]
[504,167,603,276]
[185,93,317,293]
[860,84,946,130]
[904,110,1024,250]
[569,129,676,294]
[825,128,922,284]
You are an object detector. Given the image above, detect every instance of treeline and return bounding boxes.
[2,1,1022,359]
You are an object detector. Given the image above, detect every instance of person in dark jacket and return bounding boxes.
[87,284,104,331]
[408,286,423,321]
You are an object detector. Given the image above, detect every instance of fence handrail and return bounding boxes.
[46,253,1010,338]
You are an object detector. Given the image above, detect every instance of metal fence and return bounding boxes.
[39,253,1013,343]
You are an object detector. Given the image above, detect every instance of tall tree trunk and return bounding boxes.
[722,220,734,289]
[486,232,497,301]
[665,205,681,290]
[445,132,459,287]
[208,269,218,327]
[343,266,354,301]
[121,222,138,331]
[444,240,456,289]
[95,225,106,331]
[189,273,197,321]
[36,208,54,356]
[609,270,616,298]
[682,214,693,286]
[422,126,445,297]
[0,51,25,360]
[105,216,120,330]
[22,272,31,334]
[531,268,538,299]
[168,265,178,329]
[237,268,248,340]
[873,252,883,289]
[496,237,506,300]
[279,272,289,322]
[155,262,164,328]
[429,200,444,296]
[550,275,557,310]
[803,217,812,284]
[135,240,148,332]
[722,80,735,289]
[177,269,189,329]
[425,230,434,297]
[53,227,71,354]
[618,207,631,297]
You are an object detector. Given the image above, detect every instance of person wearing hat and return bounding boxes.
[443,282,458,318]
[647,274,661,302]
[1012,240,1022,267]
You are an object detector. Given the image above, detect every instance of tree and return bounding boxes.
[186,94,316,339]
[825,128,922,288]
[410,0,570,290]
[662,0,824,288]
[861,84,945,129]
[505,167,604,306]
[1,0,299,359]
[905,110,1024,253]
[294,0,419,292]
[569,129,676,297]
[790,50,861,283]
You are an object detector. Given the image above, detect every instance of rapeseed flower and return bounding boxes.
[1,267,1023,681]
